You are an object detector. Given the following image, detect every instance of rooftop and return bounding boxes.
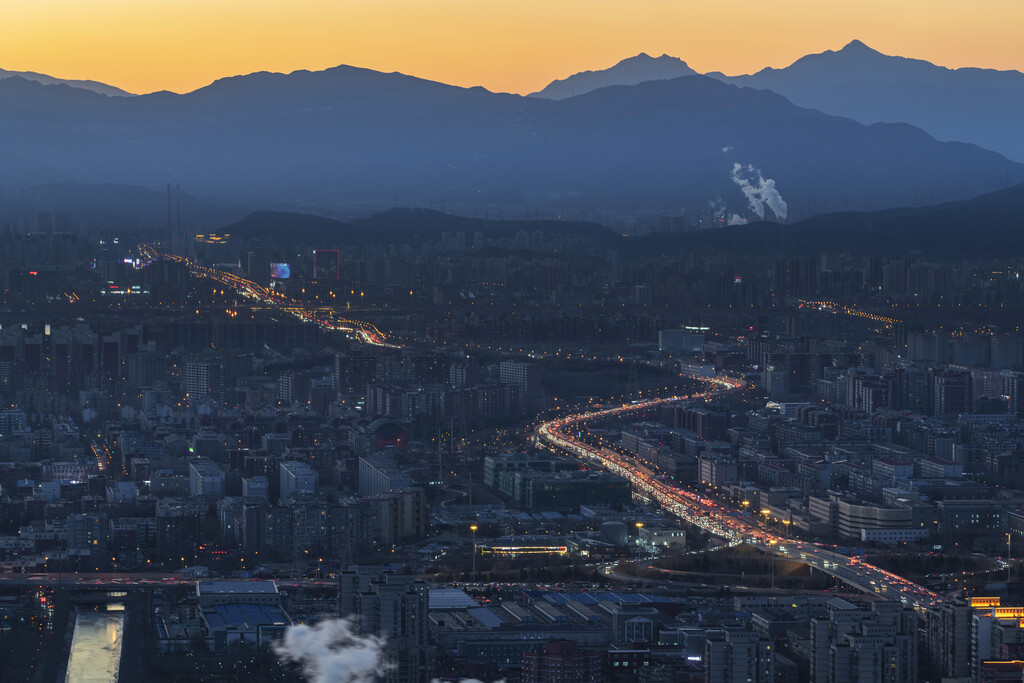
[428,588,478,610]
[202,603,290,631]
[197,580,279,595]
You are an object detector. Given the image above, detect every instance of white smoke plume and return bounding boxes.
[275,617,502,683]
[729,163,788,221]
[727,214,746,226]
[708,196,726,218]
[274,618,392,683]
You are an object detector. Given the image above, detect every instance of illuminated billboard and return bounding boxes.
[270,263,291,279]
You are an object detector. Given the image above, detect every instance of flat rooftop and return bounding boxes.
[197,580,279,595]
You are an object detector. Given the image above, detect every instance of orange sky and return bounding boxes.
[1,0,1022,95]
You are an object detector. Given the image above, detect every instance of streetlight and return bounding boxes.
[768,539,777,589]
[470,525,478,583]
[782,519,791,577]
[1009,533,1013,585]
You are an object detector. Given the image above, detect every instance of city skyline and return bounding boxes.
[3,0,1024,95]
[4,2,1024,680]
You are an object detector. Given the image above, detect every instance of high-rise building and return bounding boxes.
[184,359,224,399]
[189,460,225,498]
[156,499,204,564]
[973,610,1024,680]
[1002,370,1024,417]
[499,361,542,399]
[313,249,340,280]
[924,601,972,680]
[703,628,774,683]
[773,257,818,298]
[932,368,973,417]
[809,599,917,683]
[359,453,411,497]
[370,487,427,544]
[333,354,379,394]
[339,567,433,683]
[521,640,601,683]
[242,476,269,501]
[279,461,319,501]
[68,512,109,559]
[992,335,1024,371]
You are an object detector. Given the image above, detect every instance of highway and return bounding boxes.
[138,244,399,348]
[0,572,336,590]
[535,375,942,612]
[140,242,939,610]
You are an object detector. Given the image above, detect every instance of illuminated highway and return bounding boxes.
[535,375,942,611]
[0,573,336,590]
[796,299,900,328]
[138,244,400,348]
[139,242,939,610]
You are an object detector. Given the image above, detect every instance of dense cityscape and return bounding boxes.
[5,2,1024,679]
[1,207,1024,681]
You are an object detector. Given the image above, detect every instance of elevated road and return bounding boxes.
[138,244,399,348]
[0,573,335,590]
[536,375,941,611]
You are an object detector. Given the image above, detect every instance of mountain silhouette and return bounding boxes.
[220,207,616,244]
[706,40,1024,162]
[0,65,1020,214]
[634,181,1024,258]
[0,68,133,97]
[529,53,697,99]
[0,182,250,229]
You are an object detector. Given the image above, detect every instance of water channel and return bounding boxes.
[64,605,125,683]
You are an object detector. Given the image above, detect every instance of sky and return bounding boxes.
[2,0,1022,95]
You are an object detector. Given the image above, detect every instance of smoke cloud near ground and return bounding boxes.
[274,618,502,683]
[273,618,391,683]
[730,162,788,221]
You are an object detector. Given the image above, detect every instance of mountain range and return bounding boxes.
[0,183,251,230]
[212,179,1024,259]
[0,68,134,97]
[527,40,1024,164]
[0,60,1020,218]
[220,208,617,245]
[706,40,1024,163]
[528,53,696,99]
[631,181,1024,258]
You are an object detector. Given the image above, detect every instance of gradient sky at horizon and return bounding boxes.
[2,0,1022,95]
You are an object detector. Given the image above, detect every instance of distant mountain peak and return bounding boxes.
[704,40,1024,162]
[840,39,874,53]
[625,52,672,61]
[613,52,687,68]
[529,52,697,99]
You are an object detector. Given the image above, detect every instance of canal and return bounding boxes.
[64,605,125,683]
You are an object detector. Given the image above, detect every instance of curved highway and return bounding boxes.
[140,242,939,611]
[536,375,942,611]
